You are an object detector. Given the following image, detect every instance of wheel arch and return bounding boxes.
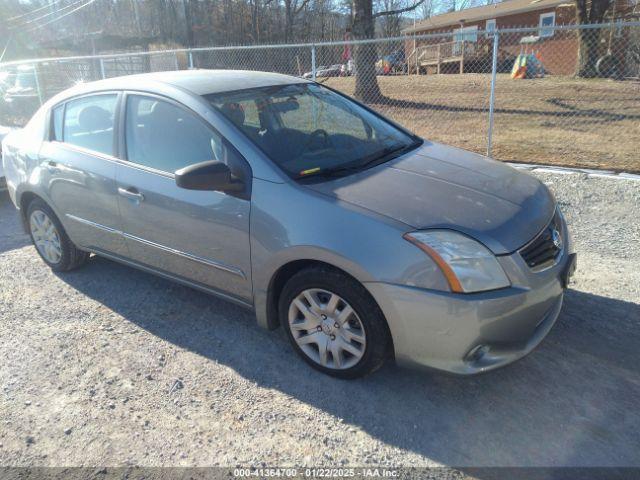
[263,259,393,354]
[18,191,45,233]
[17,189,68,235]
[265,259,332,330]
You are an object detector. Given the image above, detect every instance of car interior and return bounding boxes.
[64,104,114,155]
[214,96,376,175]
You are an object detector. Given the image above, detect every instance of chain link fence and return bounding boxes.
[1,22,639,172]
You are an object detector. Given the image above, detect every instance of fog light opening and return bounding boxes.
[466,344,490,363]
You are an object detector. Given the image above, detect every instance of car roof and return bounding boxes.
[78,69,310,96]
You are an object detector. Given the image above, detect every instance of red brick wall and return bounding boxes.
[408,5,580,75]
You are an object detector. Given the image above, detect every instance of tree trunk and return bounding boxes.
[352,0,382,102]
[574,0,610,77]
[285,1,294,43]
[576,28,601,77]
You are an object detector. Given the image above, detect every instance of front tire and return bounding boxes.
[27,199,89,272]
[279,267,391,379]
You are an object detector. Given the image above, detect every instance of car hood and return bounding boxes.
[305,141,555,255]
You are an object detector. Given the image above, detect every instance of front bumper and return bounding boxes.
[366,236,575,375]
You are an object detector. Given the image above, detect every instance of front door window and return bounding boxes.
[125,95,242,175]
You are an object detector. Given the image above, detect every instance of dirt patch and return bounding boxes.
[324,74,640,173]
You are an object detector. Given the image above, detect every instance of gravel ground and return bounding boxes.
[0,170,639,470]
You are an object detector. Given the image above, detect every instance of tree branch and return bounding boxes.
[373,0,426,18]
[294,0,311,15]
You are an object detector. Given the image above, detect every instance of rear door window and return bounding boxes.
[61,94,117,156]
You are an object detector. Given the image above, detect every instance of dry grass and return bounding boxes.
[324,74,640,173]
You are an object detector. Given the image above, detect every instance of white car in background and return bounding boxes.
[0,125,16,189]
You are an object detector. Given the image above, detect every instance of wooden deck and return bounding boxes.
[407,40,486,74]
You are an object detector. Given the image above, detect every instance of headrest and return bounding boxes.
[221,102,245,126]
[149,100,176,117]
[78,105,111,132]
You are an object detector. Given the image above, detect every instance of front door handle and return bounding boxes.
[118,187,145,203]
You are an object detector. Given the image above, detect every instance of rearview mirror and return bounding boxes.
[269,97,299,113]
[175,160,243,192]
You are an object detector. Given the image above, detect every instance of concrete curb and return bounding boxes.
[507,163,640,181]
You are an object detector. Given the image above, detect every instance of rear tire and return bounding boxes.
[279,266,391,379]
[27,199,89,272]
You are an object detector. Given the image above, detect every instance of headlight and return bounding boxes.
[403,230,510,293]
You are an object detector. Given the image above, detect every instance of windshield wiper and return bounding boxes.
[297,140,421,180]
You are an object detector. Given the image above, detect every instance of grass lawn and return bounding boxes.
[325,74,640,173]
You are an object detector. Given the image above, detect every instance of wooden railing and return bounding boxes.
[418,41,478,62]
[408,40,479,74]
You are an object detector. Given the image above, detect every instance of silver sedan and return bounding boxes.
[1,70,576,378]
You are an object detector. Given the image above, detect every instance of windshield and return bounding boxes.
[206,83,419,179]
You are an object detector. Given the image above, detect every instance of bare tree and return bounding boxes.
[443,0,471,12]
[419,0,436,19]
[380,0,407,38]
[575,0,613,76]
[284,0,313,41]
[352,0,425,101]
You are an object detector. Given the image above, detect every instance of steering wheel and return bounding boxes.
[309,129,330,148]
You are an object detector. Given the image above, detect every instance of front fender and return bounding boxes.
[249,178,448,329]
[252,244,378,329]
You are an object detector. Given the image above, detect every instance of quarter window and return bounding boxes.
[62,94,117,156]
[52,104,64,141]
[125,95,243,175]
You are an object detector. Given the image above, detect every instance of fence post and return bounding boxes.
[33,63,44,106]
[311,44,317,81]
[487,30,499,158]
[188,51,194,69]
[99,58,106,79]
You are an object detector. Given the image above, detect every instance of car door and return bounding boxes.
[39,92,128,256]
[115,93,252,302]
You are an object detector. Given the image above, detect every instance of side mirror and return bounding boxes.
[175,160,243,192]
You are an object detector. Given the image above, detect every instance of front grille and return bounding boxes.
[520,210,563,270]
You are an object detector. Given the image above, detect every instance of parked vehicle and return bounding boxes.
[2,70,576,378]
[0,69,14,96]
[302,64,343,79]
[2,65,41,125]
[340,60,354,76]
[0,125,17,189]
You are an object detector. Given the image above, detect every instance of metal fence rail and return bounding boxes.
[1,22,639,172]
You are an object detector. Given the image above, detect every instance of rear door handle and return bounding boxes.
[46,161,59,172]
[118,187,145,202]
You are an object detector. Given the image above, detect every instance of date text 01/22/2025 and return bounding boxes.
[232,467,400,477]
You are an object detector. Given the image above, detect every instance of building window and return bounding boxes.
[455,25,478,43]
[538,12,556,38]
[486,19,496,38]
